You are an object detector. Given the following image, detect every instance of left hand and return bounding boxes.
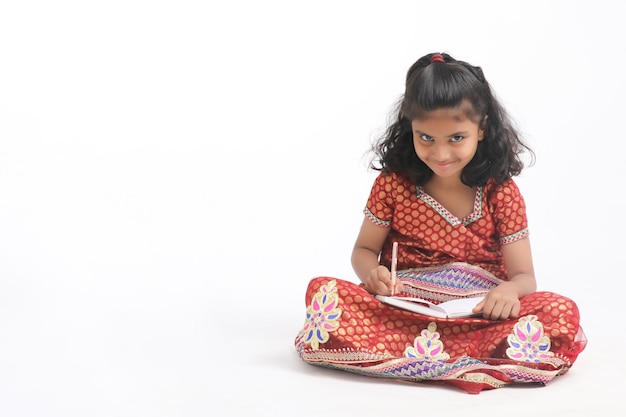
[472,281,521,320]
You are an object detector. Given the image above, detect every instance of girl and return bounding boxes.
[294,52,587,394]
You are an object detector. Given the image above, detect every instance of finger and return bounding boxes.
[500,304,513,320]
[487,302,504,320]
[377,267,394,294]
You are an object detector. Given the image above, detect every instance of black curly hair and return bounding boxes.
[370,52,534,186]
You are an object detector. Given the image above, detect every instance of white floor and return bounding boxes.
[1,1,625,416]
[0,257,619,417]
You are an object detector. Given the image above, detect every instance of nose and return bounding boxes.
[431,143,450,161]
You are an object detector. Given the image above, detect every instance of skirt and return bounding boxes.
[294,263,587,394]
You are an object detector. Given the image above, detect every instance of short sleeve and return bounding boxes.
[363,172,397,228]
[488,179,529,244]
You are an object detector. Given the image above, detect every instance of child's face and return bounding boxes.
[411,105,484,182]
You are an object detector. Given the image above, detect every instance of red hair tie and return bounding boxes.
[430,54,445,63]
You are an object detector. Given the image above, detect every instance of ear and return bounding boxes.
[478,115,488,141]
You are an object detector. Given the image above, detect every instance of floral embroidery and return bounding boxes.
[506,315,554,362]
[404,322,450,361]
[302,280,342,350]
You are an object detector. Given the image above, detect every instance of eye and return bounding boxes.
[419,134,433,142]
[451,135,464,142]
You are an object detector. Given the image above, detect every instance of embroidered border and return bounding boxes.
[363,207,391,227]
[416,186,483,227]
[397,263,503,302]
[500,228,529,245]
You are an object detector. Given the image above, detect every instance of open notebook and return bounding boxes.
[375,294,484,318]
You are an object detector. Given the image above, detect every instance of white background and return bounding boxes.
[1,1,624,416]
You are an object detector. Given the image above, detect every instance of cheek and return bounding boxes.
[413,144,428,162]
[412,135,424,151]
[412,141,422,157]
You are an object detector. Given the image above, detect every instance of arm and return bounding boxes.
[473,236,537,320]
[351,216,401,295]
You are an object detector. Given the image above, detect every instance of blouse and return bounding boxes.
[364,172,529,280]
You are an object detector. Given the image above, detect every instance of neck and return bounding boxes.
[427,175,467,190]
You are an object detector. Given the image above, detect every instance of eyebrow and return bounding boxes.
[414,130,470,137]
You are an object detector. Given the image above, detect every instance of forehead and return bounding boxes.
[410,100,480,123]
[414,106,471,123]
[411,107,481,133]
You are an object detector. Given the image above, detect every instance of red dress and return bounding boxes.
[294,173,587,394]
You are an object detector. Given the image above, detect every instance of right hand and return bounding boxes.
[363,265,403,296]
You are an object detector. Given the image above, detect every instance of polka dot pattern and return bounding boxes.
[301,277,585,364]
[365,172,529,279]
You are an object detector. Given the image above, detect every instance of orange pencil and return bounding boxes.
[390,241,398,296]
